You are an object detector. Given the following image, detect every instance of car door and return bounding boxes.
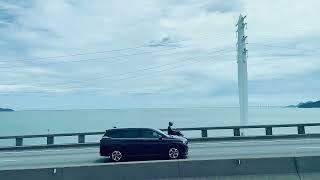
[137,129,163,156]
[120,130,142,157]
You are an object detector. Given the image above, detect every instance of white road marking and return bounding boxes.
[0,159,18,162]
[191,138,320,146]
[0,148,98,156]
[296,146,320,149]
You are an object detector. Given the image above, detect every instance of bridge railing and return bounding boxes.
[0,132,105,146]
[1,122,320,147]
[171,122,320,137]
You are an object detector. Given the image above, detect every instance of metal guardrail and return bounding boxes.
[1,123,320,147]
[0,132,105,146]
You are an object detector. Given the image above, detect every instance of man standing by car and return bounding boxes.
[168,122,183,136]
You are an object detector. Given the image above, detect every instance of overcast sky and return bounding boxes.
[0,0,320,110]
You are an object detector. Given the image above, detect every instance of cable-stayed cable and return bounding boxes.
[51,48,235,88]
[0,33,213,63]
[0,48,235,94]
[0,51,234,95]
[0,46,190,69]
[67,51,236,93]
[248,43,320,52]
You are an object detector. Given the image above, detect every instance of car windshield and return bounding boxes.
[153,129,169,138]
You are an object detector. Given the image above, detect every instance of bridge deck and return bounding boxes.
[1,137,320,170]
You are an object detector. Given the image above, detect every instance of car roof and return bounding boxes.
[106,128,158,131]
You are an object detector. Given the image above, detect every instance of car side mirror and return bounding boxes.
[158,135,163,140]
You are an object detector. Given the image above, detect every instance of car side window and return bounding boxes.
[107,129,162,138]
[107,130,142,138]
[139,130,161,138]
[121,130,140,138]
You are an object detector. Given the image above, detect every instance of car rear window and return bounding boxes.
[104,130,122,138]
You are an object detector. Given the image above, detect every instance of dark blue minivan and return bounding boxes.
[100,128,188,162]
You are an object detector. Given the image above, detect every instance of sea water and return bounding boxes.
[1,107,319,146]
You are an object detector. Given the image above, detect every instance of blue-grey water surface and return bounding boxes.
[1,107,320,146]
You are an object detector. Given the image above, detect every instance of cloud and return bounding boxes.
[0,84,72,93]
[204,0,243,13]
[148,37,182,47]
[0,0,320,109]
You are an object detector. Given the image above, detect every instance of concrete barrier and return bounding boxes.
[1,156,320,180]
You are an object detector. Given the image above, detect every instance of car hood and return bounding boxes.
[169,135,188,142]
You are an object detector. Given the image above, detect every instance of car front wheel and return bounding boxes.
[168,147,179,159]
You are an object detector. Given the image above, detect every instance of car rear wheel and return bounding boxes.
[111,150,123,162]
[168,147,179,159]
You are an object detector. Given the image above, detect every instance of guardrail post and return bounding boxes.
[265,127,273,135]
[201,130,208,138]
[233,128,240,136]
[78,135,85,143]
[16,137,23,146]
[47,136,54,145]
[298,125,305,134]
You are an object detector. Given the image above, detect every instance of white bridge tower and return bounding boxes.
[236,15,248,126]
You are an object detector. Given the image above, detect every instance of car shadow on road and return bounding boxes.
[94,156,187,164]
[94,158,111,163]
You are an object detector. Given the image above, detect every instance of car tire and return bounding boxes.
[168,147,180,159]
[110,149,123,162]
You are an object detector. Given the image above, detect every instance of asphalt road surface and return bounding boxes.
[1,137,320,170]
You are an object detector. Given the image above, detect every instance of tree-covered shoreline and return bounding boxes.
[288,100,320,108]
[0,108,14,112]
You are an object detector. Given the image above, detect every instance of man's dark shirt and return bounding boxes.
[168,126,175,135]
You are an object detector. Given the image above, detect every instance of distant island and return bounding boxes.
[0,108,14,112]
[288,100,320,108]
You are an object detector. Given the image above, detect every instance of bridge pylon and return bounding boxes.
[236,15,248,126]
